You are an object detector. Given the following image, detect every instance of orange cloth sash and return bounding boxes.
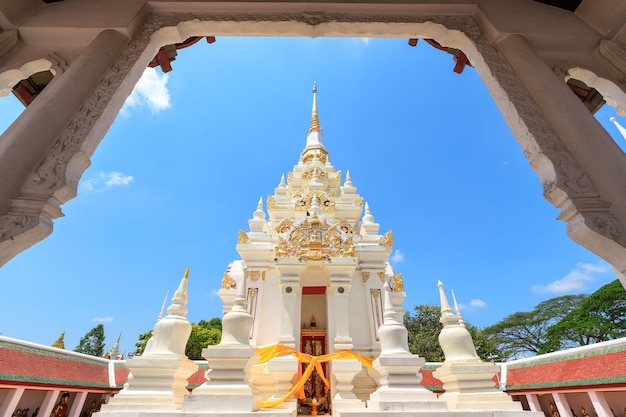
[255,344,373,409]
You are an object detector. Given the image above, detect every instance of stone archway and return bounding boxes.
[1,4,626,289]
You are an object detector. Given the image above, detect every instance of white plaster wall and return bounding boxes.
[348,272,377,351]
[252,270,282,347]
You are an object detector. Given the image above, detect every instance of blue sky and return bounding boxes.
[0,37,624,356]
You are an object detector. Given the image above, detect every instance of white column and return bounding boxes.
[588,391,612,417]
[268,259,302,412]
[0,28,129,264]
[68,392,88,417]
[553,393,573,417]
[327,259,357,351]
[0,387,25,417]
[526,394,542,412]
[274,258,303,348]
[495,33,626,276]
[39,390,61,417]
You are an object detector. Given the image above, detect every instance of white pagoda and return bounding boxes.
[219,84,402,413]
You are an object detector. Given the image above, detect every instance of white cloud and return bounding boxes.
[94,316,113,323]
[459,298,488,312]
[469,299,487,308]
[532,262,611,294]
[390,249,405,264]
[122,67,171,115]
[105,171,134,187]
[361,38,371,45]
[80,171,134,192]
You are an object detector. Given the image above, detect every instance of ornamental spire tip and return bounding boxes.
[309,82,321,133]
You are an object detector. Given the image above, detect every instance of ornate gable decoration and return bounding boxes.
[301,166,327,180]
[295,191,335,212]
[275,211,354,260]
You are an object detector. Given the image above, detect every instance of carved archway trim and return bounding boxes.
[1,8,626,283]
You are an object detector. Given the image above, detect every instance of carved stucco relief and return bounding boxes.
[2,10,626,268]
[472,35,626,251]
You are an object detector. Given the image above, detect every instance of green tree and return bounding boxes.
[186,324,222,359]
[484,294,586,359]
[134,330,153,355]
[541,280,626,353]
[134,318,222,359]
[74,324,106,357]
[403,304,500,362]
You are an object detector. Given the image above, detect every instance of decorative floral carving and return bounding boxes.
[391,273,404,292]
[379,230,393,249]
[338,218,355,234]
[267,195,290,210]
[301,166,327,180]
[294,191,335,211]
[247,270,261,282]
[362,271,370,283]
[275,217,293,233]
[339,236,355,257]
[274,211,353,259]
[221,273,237,289]
[0,214,40,241]
[238,229,250,244]
[377,272,385,283]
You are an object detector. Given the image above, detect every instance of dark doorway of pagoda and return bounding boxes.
[300,286,330,415]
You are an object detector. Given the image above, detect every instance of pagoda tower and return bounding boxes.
[219,84,402,410]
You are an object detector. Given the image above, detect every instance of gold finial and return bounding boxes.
[183,265,190,279]
[51,331,65,349]
[309,82,321,133]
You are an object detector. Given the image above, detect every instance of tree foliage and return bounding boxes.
[485,281,626,357]
[75,324,106,357]
[483,294,586,359]
[134,318,223,359]
[403,304,500,362]
[134,330,153,355]
[541,280,626,353]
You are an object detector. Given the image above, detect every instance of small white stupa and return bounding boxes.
[433,281,522,411]
[99,267,198,412]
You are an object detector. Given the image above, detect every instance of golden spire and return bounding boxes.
[309,82,321,133]
[51,331,65,349]
[183,265,190,279]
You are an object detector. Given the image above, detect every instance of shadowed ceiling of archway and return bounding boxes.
[41,0,584,12]
[533,0,583,12]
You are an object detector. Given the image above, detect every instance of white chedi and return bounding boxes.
[437,280,481,363]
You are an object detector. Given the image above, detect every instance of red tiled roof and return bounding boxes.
[0,340,110,389]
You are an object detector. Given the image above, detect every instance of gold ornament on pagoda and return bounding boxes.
[274,211,354,260]
[275,217,294,233]
[267,195,290,210]
[379,230,393,249]
[391,273,404,292]
[221,273,237,289]
[295,191,335,212]
[301,149,328,164]
[301,166,327,180]
[238,230,250,244]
